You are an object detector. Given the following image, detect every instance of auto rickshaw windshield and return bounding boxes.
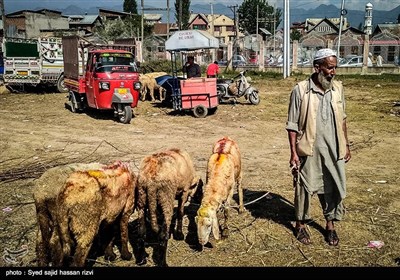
[95,53,138,72]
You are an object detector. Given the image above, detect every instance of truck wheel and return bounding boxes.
[57,75,68,93]
[249,91,260,105]
[118,106,132,124]
[193,105,208,118]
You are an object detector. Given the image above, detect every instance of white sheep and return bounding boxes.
[139,73,167,102]
[196,136,244,247]
[136,148,202,267]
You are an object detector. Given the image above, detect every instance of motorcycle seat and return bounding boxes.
[217,78,233,83]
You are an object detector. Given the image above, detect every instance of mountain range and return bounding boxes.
[5,1,400,30]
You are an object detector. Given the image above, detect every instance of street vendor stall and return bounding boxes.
[163,30,220,118]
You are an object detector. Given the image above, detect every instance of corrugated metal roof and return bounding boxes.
[259,28,272,36]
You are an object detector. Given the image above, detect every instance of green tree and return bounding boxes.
[290,29,302,41]
[175,0,191,30]
[122,0,145,39]
[123,0,138,13]
[237,0,281,35]
[97,18,153,41]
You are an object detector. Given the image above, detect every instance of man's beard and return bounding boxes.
[318,71,334,90]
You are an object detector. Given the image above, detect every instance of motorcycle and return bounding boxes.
[216,70,260,105]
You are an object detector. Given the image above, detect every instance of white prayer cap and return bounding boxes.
[314,48,337,61]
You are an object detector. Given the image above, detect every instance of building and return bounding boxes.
[4,9,69,39]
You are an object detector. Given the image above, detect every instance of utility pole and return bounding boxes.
[167,0,170,38]
[256,5,259,39]
[0,0,6,38]
[337,0,346,58]
[228,5,238,54]
[210,2,214,37]
[141,0,144,42]
[283,0,290,78]
[210,1,216,61]
[179,0,182,30]
[273,4,276,56]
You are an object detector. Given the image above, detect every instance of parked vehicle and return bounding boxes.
[216,70,260,105]
[62,35,141,124]
[2,37,67,93]
[164,29,220,118]
[218,55,247,67]
[339,55,373,67]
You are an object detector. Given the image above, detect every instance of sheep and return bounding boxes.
[139,73,167,102]
[196,136,244,247]
[54,160,136,267]
[33,162,106,267]
[33,161,136,267]
[136,148,202,267]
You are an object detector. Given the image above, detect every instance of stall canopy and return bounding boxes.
[165,30,219,51]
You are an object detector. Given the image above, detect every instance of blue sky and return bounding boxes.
[5,0,400,12]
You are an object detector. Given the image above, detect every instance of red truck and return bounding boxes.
[62,35,141,124]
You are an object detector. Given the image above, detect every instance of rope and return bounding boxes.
[188,191,271,208]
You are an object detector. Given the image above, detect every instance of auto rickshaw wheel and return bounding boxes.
[193,104,208,118]
[118,105,132,124]
[69,91,78,113]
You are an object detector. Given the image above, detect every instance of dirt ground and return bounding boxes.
[0,74,399,269]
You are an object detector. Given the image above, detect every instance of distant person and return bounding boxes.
[183,56,201,78]
[286,48,351,246]
[376,54,383,67]
[206,61,219,78]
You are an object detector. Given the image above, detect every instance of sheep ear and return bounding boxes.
[211,212,220,240]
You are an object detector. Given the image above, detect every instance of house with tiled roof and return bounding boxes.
[67,15,103,33]
[371,24,400,64]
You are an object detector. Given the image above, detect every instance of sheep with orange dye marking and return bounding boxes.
[33,161,137,267]
[33,162,106,267]
[136,148,202,267]
[55,161,137,267]
[196,136,244,247]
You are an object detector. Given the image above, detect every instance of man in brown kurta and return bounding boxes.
[286,48,351,246]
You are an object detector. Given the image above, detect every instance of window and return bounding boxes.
[373,46,381,56]
[388,46,395,62]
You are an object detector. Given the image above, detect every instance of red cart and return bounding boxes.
[165,30,220,118]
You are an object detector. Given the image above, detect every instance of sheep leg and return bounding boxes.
[136,208,147,266]
[221,206,230,238]
[118,212,133,260]
[35,205,51,266]
[237,172,245,214]
[159,87,166,102]
[140,88,147,101]
[174,194,187,240]
[103,223,117,262]
[49,228,63,266]
[158,222,169,267]
[71,231,97,267]
[149,87,155,101]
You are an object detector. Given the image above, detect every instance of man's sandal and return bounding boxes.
[295,227,312,245]
[326,229,339,246]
